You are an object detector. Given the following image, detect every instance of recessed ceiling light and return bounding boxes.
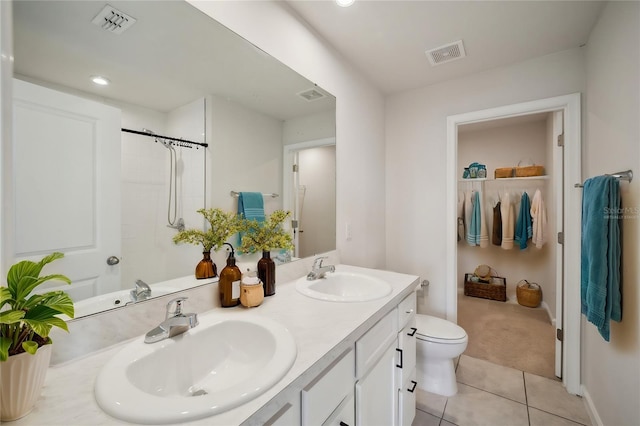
[91,75,110,86]
[336,0,355,7]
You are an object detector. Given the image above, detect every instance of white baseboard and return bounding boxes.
[581,385,603,426]
[540,301,556,328]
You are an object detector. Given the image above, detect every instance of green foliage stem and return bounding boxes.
[173,208,241,252]
[238,210,294,254]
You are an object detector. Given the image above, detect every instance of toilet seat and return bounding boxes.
[415,314,467,344]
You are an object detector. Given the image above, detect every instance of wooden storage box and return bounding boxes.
[464,273,507,302]
[494,165,545,178]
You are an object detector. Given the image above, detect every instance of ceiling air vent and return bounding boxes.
[297,88,326,102]
[425,40,466,66]
[91,4,136,35]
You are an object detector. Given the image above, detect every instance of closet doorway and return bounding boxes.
[445,94,582,395]
[283,138,336,259]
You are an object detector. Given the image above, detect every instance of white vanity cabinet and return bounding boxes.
[396,292,418,426]
[354,309,399,425]
[356,341,399,425]
[301,348,355,425]
[264,402,301,426]
[323,392,354,426]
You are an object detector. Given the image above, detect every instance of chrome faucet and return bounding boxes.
[131,279,152,302]
[306,256,336,281]
[144,297,199,344]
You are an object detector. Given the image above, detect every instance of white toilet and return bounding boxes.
[415,314,468,397]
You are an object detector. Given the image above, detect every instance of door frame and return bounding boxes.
[445,93,582,395]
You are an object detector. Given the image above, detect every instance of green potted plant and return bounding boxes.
[0,252,74,421]
[238,210,294,296]
[173,208,241,279]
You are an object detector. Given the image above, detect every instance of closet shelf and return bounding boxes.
[458,176,549,183]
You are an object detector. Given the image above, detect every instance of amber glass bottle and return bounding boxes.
[258,250,276,296]
[219,244,241,307]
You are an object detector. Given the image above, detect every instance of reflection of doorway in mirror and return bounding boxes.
[294,145,336,258]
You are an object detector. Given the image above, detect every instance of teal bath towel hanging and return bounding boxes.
[237,192,265,248]
[580,175,622,342]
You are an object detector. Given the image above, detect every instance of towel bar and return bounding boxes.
[574,169,633,188]
[230,191,279,198]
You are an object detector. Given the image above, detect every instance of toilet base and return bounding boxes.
[416,358,458,397]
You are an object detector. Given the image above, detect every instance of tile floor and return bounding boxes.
[412,355,592,426]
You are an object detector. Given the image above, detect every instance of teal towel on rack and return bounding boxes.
[466,191,481,246]
[581,175,621,342]
[238,192,265,222]
[237,192,265,248]
[514,192,532,250]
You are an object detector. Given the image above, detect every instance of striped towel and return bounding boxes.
[237,192,265,248]
[238,192,265,222]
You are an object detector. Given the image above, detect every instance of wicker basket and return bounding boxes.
[464,273,506,302]
[494,165,545,178]
[516,280,542,308]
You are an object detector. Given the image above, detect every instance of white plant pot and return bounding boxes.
[1,343,52,421]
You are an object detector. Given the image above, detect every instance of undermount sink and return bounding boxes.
[94,313,297,424]
[296,269,392,302]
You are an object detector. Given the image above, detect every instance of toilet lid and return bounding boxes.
[415,315,467,342]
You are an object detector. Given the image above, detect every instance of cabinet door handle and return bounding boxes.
[407,380,418,393]
[339,422,349,426]
[396,348,403,368]
[407,327,417,336]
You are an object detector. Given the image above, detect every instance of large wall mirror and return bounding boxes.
[10,0,336,318]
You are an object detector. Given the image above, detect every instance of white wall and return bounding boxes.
[385,48,586,318]
[0,1,13,278]
[582,2,640,424]
[457,120,548,175]
[207,93,284,268]
[457,120,555,312]
[283,109,336,146]
[189,0,387,269]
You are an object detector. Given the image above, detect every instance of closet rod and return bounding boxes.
[121,128,208,148]
[574,169,633,188]
[230,191,279,198]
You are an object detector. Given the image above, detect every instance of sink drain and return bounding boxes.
[190,389,208,397]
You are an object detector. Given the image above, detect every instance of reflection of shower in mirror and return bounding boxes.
[297,185,307,234]
[143,128,185,232]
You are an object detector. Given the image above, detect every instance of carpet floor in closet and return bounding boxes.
[457,294,557,380]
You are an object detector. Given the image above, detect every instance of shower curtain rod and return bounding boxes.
[574,169,633,188]
[121,128,208,148]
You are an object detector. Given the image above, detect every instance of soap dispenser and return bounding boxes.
[219,243,241,307]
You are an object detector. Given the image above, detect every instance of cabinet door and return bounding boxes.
[265,402,301,426]
[396,316,417,387]
[323,392,354,426]
[302,348,354,425]
[355,343,397,426]
[398,369,418,426]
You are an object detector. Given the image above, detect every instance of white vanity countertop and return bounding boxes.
[15,264,419,426]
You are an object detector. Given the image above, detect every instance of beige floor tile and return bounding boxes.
[416,387,447,417]
[525,373,591,425]
[456,355,526,403]
[443,383,529,426]
[529,407,589,426]
[441,421,457,426]
[412,409,442,426]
